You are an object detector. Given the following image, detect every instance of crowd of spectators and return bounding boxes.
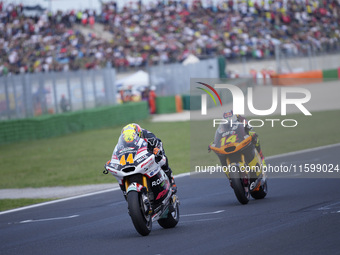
[0,0,339,76]
[0,2,108,76]
[102,0,340,69]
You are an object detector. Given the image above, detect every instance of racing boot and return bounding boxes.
[163,167,177,194]
[251,133,267,169]
[170,176,177,194]
[249,134,267,191]
[250,177,262,192]
[257,148,267,168]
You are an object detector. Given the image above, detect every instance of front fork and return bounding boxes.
[125,176,152,215]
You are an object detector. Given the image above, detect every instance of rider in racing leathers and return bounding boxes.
[209,110,267,190]
[105,123,177,195]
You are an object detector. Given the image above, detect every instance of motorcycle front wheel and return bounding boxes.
[229,169,249,205]
[127,191,152,236]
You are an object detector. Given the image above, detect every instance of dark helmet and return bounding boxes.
[223,110,238,123]
[217,110,238,133]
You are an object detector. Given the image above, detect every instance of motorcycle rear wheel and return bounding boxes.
[229,170,249,205]
[127,191,152,236]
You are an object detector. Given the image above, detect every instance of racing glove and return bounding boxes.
[103,160,110,174]
[147,137,162,152]
[153,146,163,163]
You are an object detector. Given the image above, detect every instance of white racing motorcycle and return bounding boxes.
[104,133,179,236]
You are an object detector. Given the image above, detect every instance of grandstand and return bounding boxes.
[0,0,339,75]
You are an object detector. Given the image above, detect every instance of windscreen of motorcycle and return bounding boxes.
[111,133,148,171]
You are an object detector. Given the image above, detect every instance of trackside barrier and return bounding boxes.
[155,96,176,114]
[0,101,149,145]
[156,78,253,113]
[175,95,183,113]
[271,68,340,85]
[270,70,323,86]
[322,69,338,81]
[156,94,200,113]
[182,95,190,110]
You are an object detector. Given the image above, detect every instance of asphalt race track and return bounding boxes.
[1,144,340,255]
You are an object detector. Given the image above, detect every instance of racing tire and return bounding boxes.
[229,170,249,205]
[158,196,179,229]
[251,179,268,199]
[127,191,152,236]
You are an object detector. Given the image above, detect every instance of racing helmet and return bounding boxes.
[121,123,142,138]
[223,110,238,123]
[218,110,238,132]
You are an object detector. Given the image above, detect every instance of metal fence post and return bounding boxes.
[108,67,116,105]
[275,44,281,74]
[4,76,10,120]
[21,73,28,118]
[66,72,72,111]
[103,64,116,106]
[25,73,34,118]
[102,68,109,105]
[80,70,86,110]
[52,72,59,114]
[91,70,98,107]
[38,73,47,114]
[11,75,19,119]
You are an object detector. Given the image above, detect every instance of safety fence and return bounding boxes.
[0,101,148,145]
[0,58,222,121]
[0,68,116,121]
[149,58,219,96]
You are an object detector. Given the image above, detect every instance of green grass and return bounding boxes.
[0,110,339,189]
[0,199,54,212]
[0,121,190,189]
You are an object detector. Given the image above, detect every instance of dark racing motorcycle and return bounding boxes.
[209,121,267,204]
[104,133,179,236]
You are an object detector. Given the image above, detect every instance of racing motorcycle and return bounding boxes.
[209,121,267,204]
[104,133,179,236]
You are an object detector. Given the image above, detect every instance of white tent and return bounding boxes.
[115,70,165,92]
[182,54,200,66]
[115,70,149,90]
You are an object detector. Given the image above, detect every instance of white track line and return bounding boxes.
[181,210,225,217]
[19,215,79,224]
[0,187,120,215]
[266,143,340,160]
